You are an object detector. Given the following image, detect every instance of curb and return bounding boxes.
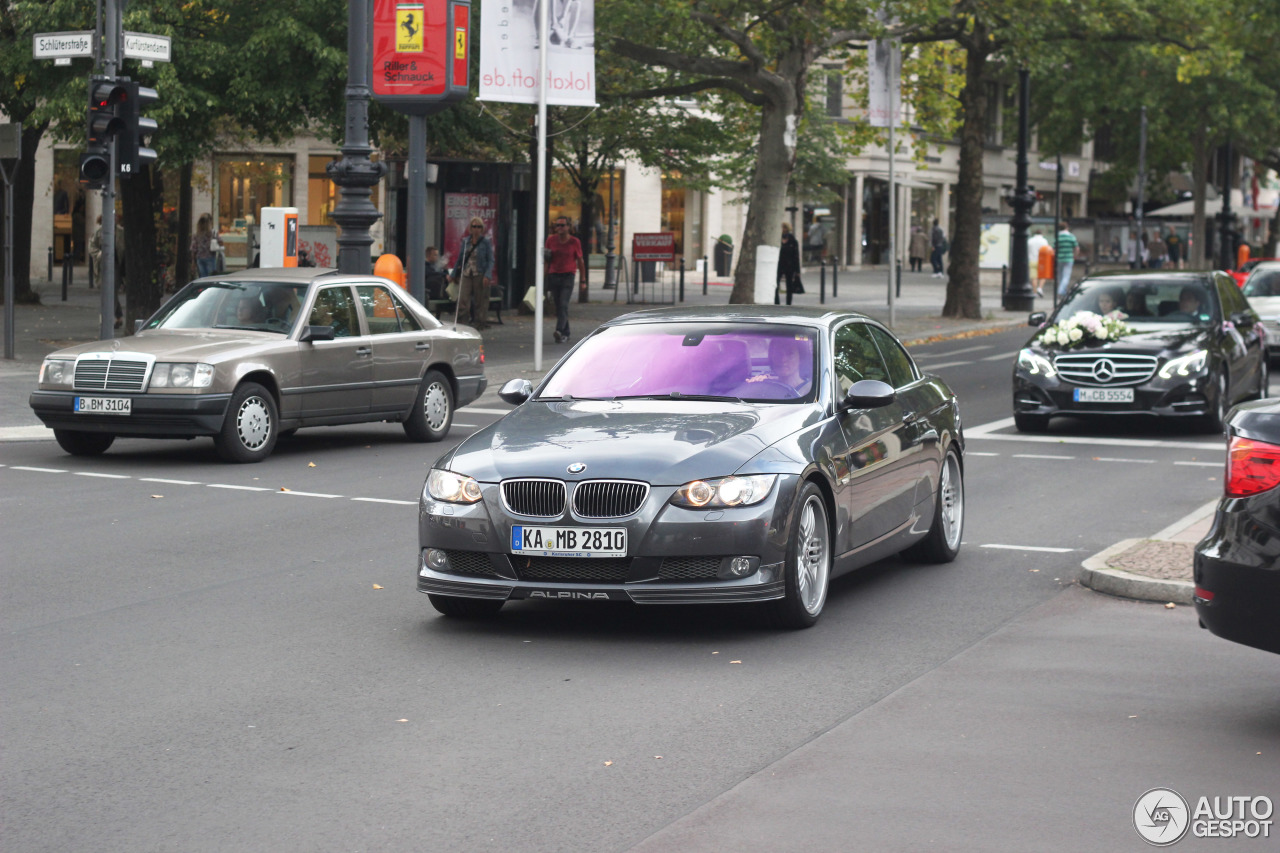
[1078,500,1218,605]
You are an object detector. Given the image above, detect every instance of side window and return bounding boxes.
[1218,276,1248,317]
[833,322,889,396]
[310,286,360,338]
[867,326,918,388]
[357,284,409,334]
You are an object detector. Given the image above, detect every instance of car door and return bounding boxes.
[298,284,372,418]
[831,321,918,551]
[356,283,431,416]
[1216,272,1263,401]
[866,323,941,520]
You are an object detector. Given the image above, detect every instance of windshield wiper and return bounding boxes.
[609,393,744,403]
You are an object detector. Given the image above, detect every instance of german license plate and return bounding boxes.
[1074,388,1134,403]
[74,396,131,415]
[511,525,626,558]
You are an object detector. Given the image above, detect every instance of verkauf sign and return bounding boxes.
[371,0,470,115]
[632,233,677,262]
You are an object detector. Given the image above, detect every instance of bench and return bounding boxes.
[428,286,505,325]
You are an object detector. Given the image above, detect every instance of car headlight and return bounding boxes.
[150,362,214,388]
[1158,350,1208,379]
[1016,349,1056,378]
[40,358,76,387]
[671,474,777,508]
[425,469,483,504]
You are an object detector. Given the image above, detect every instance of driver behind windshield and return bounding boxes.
[236,295,266,325]
[265,286,302,327]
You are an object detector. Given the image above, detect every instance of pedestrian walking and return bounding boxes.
[190,214,218,279]
[930,219,948,277]
[1148,228,1167,270]
[777,222,802,305]
[1055,220,1078,297]
[449,216,495,330]
[544,215,586,343]
[1165,230,1183,269]
[908,226,930,272]
[1028,231,1051,297]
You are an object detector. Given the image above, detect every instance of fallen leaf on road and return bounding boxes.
[654,756,663,760]
[1029,569,1039,572]
[396,719,408,723]
[603,760,612,766]
[1165,602,1177,609]
[712,651,719,655]
[150,495,163,499]
[280,487,291,492]
[308,462,316,468]
[730,660,742,664]
[373,584,383,590]
[1129,715,1138,719]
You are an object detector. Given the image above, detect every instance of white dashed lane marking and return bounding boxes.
[140,477,201,485]
[74,471,130,479]
[278,490,343,499]
[352,497,417,506]
[1091,457,1156,464]
[1013,454,1076,460]
[207,484,272,492]
[1175,461,1222,468]
[981,544,1077,553]
[10,466,66,473]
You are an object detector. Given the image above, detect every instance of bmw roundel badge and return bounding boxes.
[567,462,587,474]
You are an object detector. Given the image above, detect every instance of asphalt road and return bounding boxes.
[3,327,1276,852]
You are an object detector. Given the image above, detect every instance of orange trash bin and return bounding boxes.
[1237,243,1251,271]
[1037,244,1055,281]
[374,253,406,288]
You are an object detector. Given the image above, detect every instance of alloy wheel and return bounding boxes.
[424,381,450,431]
[796,496,830,616]
[236,395,272,450]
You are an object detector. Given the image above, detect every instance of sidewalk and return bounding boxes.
[1,262,1211,593]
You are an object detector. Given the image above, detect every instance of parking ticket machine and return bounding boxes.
[259,207,299,268]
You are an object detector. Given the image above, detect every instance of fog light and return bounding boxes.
[728,556,754,577]
[425,548,450,571]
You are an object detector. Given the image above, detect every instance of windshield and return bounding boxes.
[539,323,819,403]
[145,282,307,334]
[1243,269,1280,299]
[1057,278,1216,326]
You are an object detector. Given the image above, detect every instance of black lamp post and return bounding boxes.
[1217,139,1236,271]
[1004,68,1036,311]
[327,0,386,275]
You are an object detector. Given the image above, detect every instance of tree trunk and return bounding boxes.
[120,165,161,330]
[175,161,193,288]
[4,122,50,304]
[942,41,987,320]
[730,69,801,304]
[577,179,597,303]
[1190,123,1208,269]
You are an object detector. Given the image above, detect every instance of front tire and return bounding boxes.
[403,369,454,442]
[765,482,832,630]
[54,429,115,457]
[428,594,505,618]
[1200,371,1229,434]
[213,382,278,463]
[903,447,964,563]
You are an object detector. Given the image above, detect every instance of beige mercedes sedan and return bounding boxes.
[29,267,486,462]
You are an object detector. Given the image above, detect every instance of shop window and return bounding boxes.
[308,154,381,230]
[661,174,686,258]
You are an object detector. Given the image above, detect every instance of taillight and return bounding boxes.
[479,344,485,364]
[1225,436,1280,497]
[1194,586,1215,602]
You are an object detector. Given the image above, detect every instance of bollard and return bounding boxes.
[88,255,95,289]
[678,258,685,302]
[896,260,902,297]
[1001,264,1008,297]
[832,256,838,297]
[702,255,708,295]
[62,252,72,301]
[47,247,54,282]
[819,258,826,305]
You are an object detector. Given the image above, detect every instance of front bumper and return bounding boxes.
[1013,373,1212,420]
[1194,496,1280,655]
[417,475,800,605]
[29,389,232,436]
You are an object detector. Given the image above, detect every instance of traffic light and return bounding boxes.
[80,76,127,188]
[116,81,158,178]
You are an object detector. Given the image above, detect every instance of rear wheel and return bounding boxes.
[53,429,115,457]
[1256,358,1269,400]
[1013,412,1049,432]
[213,382,278,463]
[765,482,831,630]
[428,594,505,618]
[903,447,964,563]
[403,369,454,442]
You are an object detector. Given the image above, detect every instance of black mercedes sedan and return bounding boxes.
[1012,271,1268,432]
[418,306,965,628]
[1194,399,1280,655]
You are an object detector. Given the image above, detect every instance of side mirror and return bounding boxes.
[299,324,335,343]
[499,378,533,406]
[1028,311,1047,326]
[840,379,896,410]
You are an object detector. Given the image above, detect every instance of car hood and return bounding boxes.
[1028,325,1211,356]
[449,400,817,484]
[48,329,291,362]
